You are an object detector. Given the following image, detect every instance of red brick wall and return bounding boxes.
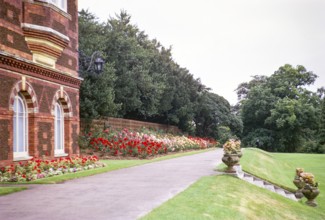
[36,119,54,157]
[0,26,32,55]
[0,0,80,167]
[22,1,79,75]
[31,82,57,114]
[65,89,79,118]
[58,0,79,76]
[0,71,80,165]
[0,119,10,160]
[0,0,32,60]
[81,117,181,134]
[0,0,21,27]
[71,123,79,154]
[0,71,19,108]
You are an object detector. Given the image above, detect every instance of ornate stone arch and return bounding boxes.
[9,80,39,113]
[51,89,73,117]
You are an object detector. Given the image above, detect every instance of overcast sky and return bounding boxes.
[78,0,325,105]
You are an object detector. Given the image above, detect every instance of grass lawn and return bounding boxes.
[142,148,325,220]
[0,186,27,196]
[142,175,325,220]
[240,148,325,208]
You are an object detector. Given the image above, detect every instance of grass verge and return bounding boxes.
[143,148,325,219]
[141,175,325,220]
[240,148,325,208]
[0,186,27,196]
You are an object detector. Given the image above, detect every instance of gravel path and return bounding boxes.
[0,149,223,220]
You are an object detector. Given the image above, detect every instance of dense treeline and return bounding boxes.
[78,10,241,139]
[236,64,325,153]
[79,10,324,153]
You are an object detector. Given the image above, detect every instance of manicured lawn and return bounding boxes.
[142,148,325,219]
[0,186,26,196]
[238,148,295,189]
[240,148,325,208]
[142,175,325,220]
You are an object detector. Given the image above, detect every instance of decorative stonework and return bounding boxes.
[22,23,69,67]
[51,89,73,117]
[0,52,81,88]
[21,23,70,43]
[9,80,39,113]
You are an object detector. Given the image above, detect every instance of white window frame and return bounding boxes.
[40,0,67,12]
[54,102,65,155]
[13,95,29,158]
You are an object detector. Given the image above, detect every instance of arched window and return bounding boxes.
[13,95,28,158]
[55,102,64,155]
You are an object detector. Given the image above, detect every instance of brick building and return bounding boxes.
[0,0,81,167]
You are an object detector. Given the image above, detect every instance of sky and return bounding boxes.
[78,0,325,105]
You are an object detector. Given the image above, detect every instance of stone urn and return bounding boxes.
[222,153,240,173]
[234,150,242,165]
[302,184,320,207]
[236,150,243,158]
[293,178,305,199]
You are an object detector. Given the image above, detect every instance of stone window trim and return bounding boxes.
[13,156,33,162]
[54,153,68,158]
[51,89,73,118]
[21,23,70,43]
[9,80,39,113]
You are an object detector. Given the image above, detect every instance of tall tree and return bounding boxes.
[79,10,120,119]
[317,87,325,152]
[195,92,242,140]
[78,9,241,137]
[238,64,321,152]
[104,11,166,119]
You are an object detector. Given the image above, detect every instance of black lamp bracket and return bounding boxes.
[86,51,104,73]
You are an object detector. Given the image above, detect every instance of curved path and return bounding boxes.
[0,149,223,220]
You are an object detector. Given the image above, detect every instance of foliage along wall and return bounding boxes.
[80,117,181,134]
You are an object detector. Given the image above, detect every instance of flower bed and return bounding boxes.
[79,128,217,159]
[0,156,106,182]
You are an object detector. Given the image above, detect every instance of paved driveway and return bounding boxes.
[0,149,223,220]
